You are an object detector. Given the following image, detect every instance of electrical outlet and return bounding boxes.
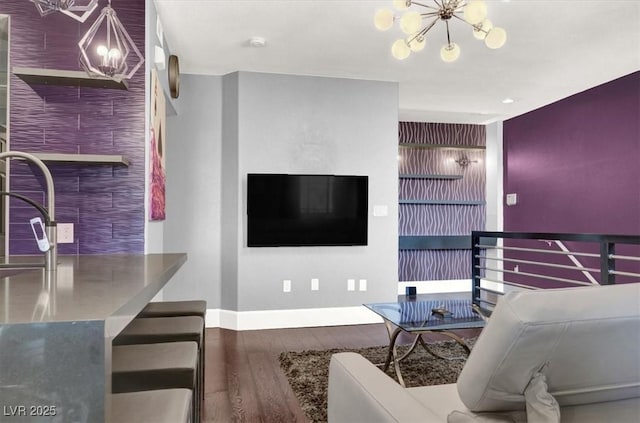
[283,279,291,293]
[311,278,319,291]
[347,279,355,291]
[58,223,74,244]
[359,279,367,291]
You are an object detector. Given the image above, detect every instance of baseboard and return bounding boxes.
[205,279,496,330]
[205,306,383,330]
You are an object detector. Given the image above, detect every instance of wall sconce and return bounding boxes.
[455,156,478,167]
[78,0,144,81]
[30,0,98,23]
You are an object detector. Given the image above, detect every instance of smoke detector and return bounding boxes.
[248,36,266,48]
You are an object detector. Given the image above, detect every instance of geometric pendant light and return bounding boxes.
[30,0,98,23]
[78,0,144,81]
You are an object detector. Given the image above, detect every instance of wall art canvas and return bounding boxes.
[150,69,167,221]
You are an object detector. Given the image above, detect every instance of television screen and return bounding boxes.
[247,174,368,247]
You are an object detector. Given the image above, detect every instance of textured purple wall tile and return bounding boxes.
[399,205,486,236]
[399,122,485,146]
[399,250,472,281]
[6,0,146,255]
[398,122,486,281]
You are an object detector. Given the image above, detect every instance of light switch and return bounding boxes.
[311,278,319,291]
[283,280,291,293]
[506,193,517,206]
[359,279,367,291]
[347,279,355,291]
[373,205,388,217]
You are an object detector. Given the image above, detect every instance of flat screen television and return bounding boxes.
[247,173,368,247]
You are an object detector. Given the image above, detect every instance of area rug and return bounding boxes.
[279,338,476,423]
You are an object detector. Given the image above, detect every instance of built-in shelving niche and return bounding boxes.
[398,122,487,281]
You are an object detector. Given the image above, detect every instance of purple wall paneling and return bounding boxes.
[5,0,146,255]
[398,122,487,281]
[503,71,640,286]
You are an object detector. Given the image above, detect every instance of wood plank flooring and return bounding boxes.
[202,324,480,422]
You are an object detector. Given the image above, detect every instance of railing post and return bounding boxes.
[600,240,616,285]
[471,232,481,305]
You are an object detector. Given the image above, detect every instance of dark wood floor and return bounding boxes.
[202,324,480,422]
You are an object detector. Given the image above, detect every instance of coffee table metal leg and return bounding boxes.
[418,331,470,361]
[380,323,472,387]
[382,321,407,387]
[396,333,422,362]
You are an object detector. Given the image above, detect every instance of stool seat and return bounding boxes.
[111,389,192,423]
[139,300,207,318]
[113,316,203,346]
[112,342,198,393]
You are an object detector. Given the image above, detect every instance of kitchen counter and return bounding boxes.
[0,253,187,422]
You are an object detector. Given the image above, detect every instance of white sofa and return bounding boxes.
[328,283,640,422]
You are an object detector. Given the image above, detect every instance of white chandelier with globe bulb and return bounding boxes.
[374,0,507,62]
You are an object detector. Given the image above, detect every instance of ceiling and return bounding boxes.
[154,0,640,124]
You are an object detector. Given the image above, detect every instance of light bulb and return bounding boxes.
[463,0,488,25]
[473,19,492,40]
[400,11,422,35]
[409,36,425,52]
[440,43,460,62]
[108,48,122,59]
[392,39,411,60]
[393,0,410,10]
[485,27,507,49]
[374,9,394,31]
[96,45,108,56]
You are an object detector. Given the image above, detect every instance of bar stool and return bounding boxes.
[136,300,207,412]
[138,300,207,319]
[113,316,204,421]
[112,342,198,422]
[111,389,192,423]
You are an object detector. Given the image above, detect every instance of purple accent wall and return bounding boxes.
[4,0,145,254]
[504,72,640,235]
[503,72,640,286]
[398,122,486,281]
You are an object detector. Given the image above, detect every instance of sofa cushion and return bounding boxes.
[408,383,640,422]
[456,283,640,412]
[408,384,525,422]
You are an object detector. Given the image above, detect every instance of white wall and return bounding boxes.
[486,121,503,232]
[144,0,179,255]
[163,74,223,307]
[484,121,504,287]
[224,72,399,312]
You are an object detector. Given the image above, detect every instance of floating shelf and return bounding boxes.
[13,67,128,90]
[399,235,497,250]
[399,173,463,180]
[32,153,130,166]
[399,142,486,151]
[399,199,485,206]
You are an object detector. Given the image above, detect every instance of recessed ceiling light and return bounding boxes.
[248,36,266,48]
[502,97,515,104]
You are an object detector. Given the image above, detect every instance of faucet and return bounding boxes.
[0,151,56,273]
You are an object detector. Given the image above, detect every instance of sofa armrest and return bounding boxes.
[328,352,442,423]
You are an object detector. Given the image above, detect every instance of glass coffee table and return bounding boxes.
[364,297,486,386]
